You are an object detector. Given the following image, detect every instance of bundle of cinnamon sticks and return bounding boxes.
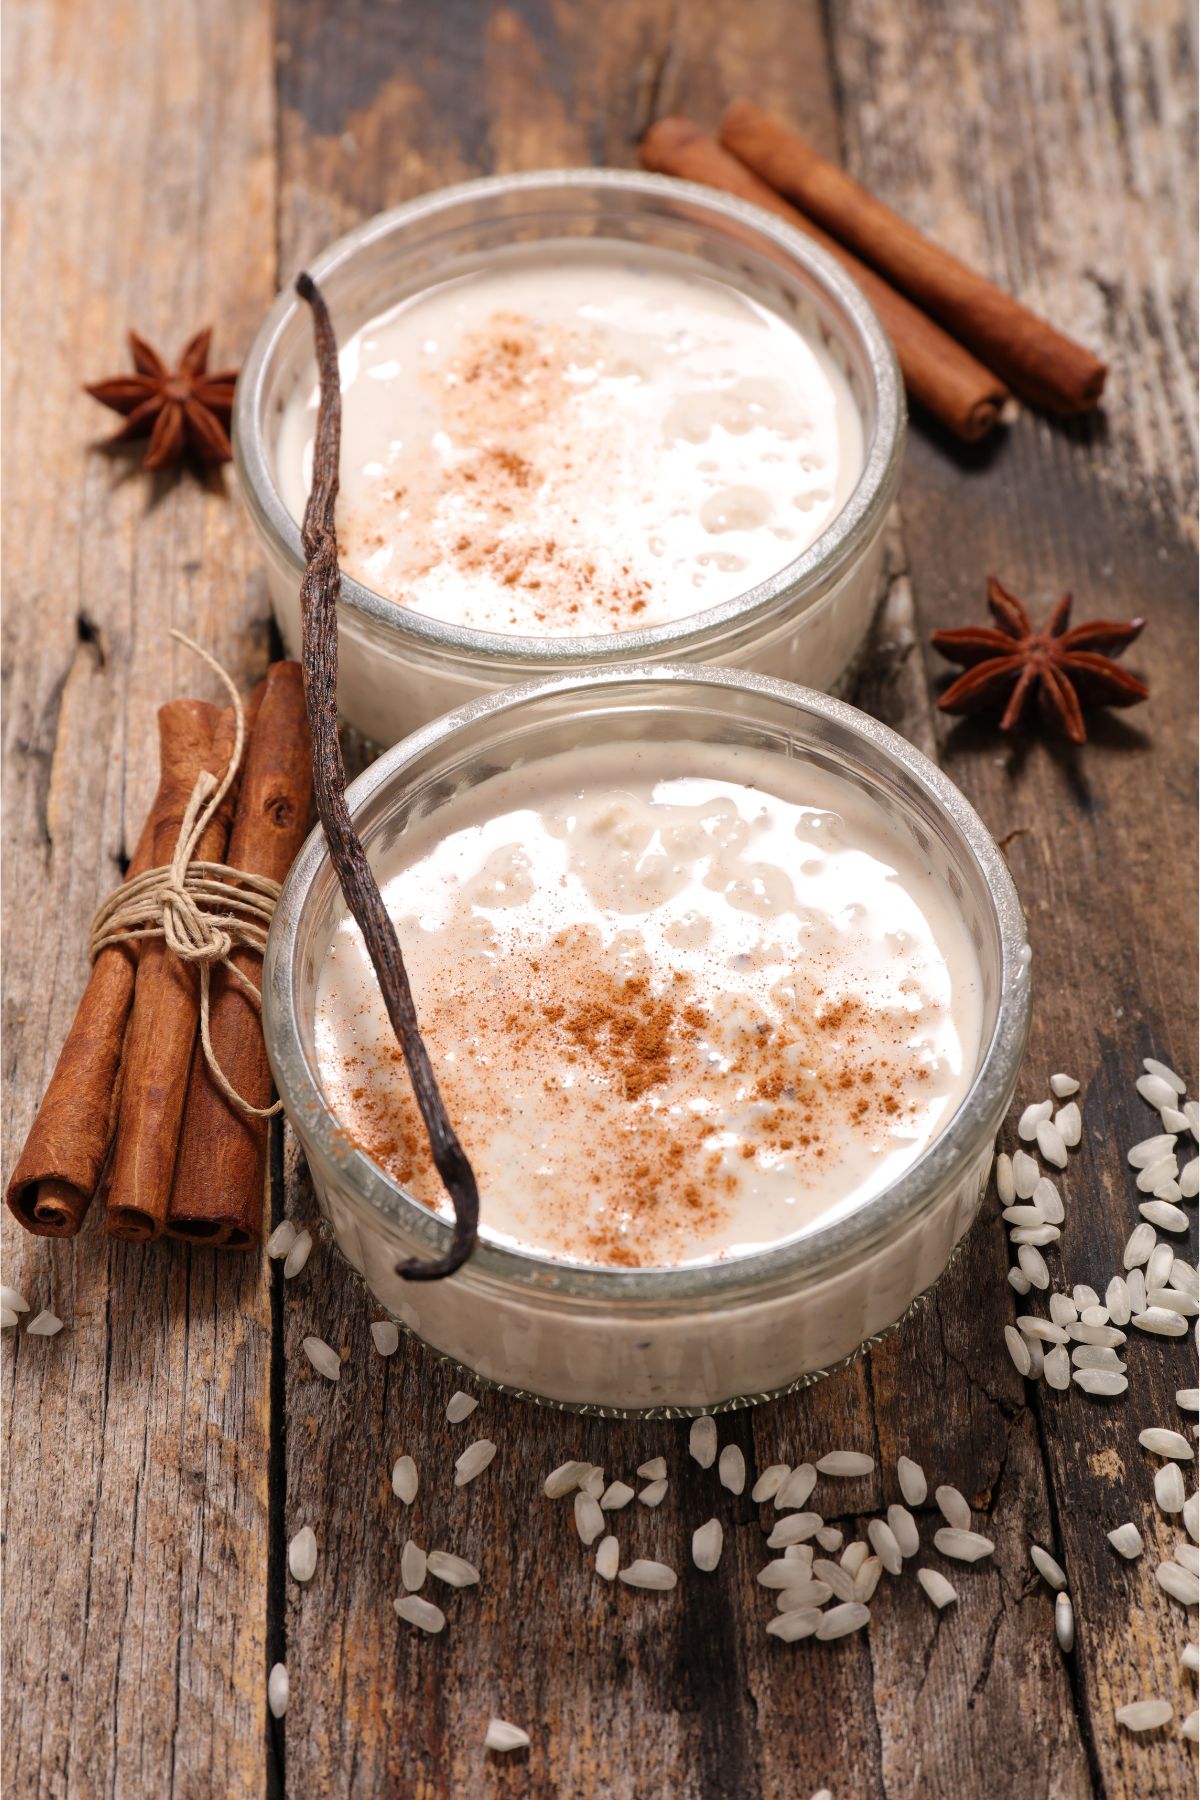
[7,660,312,1248]
[640,104,1107,444]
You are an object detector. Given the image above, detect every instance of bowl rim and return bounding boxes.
[264,664,1031,1304]
[233,167,905,667]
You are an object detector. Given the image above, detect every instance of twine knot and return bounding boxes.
[88,634,284,1120]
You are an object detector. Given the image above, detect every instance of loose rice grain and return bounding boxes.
[1044,1346,1071,1389]
[751,1464,790,1503]
[370,1320,400,1357]
[766,1607,823,1642]
[288,1527,317,1583]
[618,1559,677,1591]
[1115,1698,1173,1732]
[692,1518,724,1572]
[446,1391,479,1424]
[816,1451,874,1478]
[638,1478,669,1507]
[1155,1464,1187,1512]
[897,1456,928,1506]
[887,1504,920,1558]
[776,1463,817,1510]
[454,1440,497,1487]
[394,1594,445,1634]
[401,1540,427,1591]
[1031,1545,1067,1590]
[934,1528,995,1562]
[268,1663,289,1719]
[815,1601,870,1640]
[575,1492,605,1545]
[266,1222,297,1260]
[1107,1523,1144,1559]
[282,1230,312,1279]
[1072,1368,1128,1397]
[600,1481,635,1511]
[867,1519,903,1575]
[392,1456,418,1504]
[26,1311,63,1337]
[595,1536,619,1581]
[917,1568,957,1610]
[689,1416,717,1468]
[1055,1592,1075,1652]
[935,1486,972,1530]
[1139,1428,1195,1461]
[485,1720,529,1753]
[718,1445,746,1495]
[427,1550,480,1587]
[301,1336,340,1381]
[1050,1073,1080,1098]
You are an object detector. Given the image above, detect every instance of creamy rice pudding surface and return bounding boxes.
[315,741,983,1268]
[276,245,864,635]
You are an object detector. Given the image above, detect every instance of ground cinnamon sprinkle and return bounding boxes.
[337,311,658,631]
[333,926,928,1267]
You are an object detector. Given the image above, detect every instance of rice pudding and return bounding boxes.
[315,739,983,1269]
[276,244,865,637]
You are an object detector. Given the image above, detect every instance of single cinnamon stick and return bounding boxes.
[6,699,222,1237]
[104,699,250,1242]
[167,662,312,1248]
[720,101,1107,415]
[639,117,1008,444]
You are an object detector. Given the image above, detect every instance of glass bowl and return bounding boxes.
[263,665,1030,1416]
[234,170,905,747]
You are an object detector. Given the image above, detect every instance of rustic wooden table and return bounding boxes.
[3,3,1197,1795]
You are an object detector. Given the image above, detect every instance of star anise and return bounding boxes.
[930,577,1148,744]
[84,327,238,471]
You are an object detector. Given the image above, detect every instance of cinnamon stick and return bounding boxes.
[6,699,221,1237]
[104,697,252,1242]
[639,117,1008,444]
[719,101,1107,415]
[167,661,312,1248]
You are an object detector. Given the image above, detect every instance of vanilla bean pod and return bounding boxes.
[295,271,480,1280]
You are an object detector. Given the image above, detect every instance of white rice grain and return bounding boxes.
[1018,1100,1053,1139]
[1036,1120,1069,1168]
[26,1311,63,1337]
[1136,1155,1179,1194]
[1050,1073,1080,1097]
[288,1527,317,1583]
[812,1559,856,1602]
[1183,1490,1199,1540]
[1069,1322,1127,1347]
[600,1481,635,1511]
[1133,1308,1189,1338]
[1007,1268,1033,1296]
[1012,1149,1040,1198]
[1155,1464,1187,1513]
[638,1478,669,1507]
[933,1528,995,1563]
[1140,1428,1195,1461]
[718,1445,746,1495]
[1156,1560,1200,1606]
[1017,1245,1050,1290]
[1144,1057,1187,1095]
[446,1391,478,1424]
[0,1307,17,1329]
[689,1416,718,1468]
[996,1152,1016,1204]
[1044,1345,1071,1389]
[401,1539,427,1591]
[1072,1368,1128,1397]
[917,1568,957,1610]
[775,1463,817,1510]
[1054,1103,1082,1148]
[282,1230,313,1279]
[1031,1545,1067,1590]
[1080,1305,1109,1327]
[1181,1643,1200,1673]
[867,1519,903,1575]
[1050,1293,1079,1326]
[935,1486,972,1530]
[1116,1698,1173,1732]
[580,1467,605,1500]
[268,1662,289,1719]
[454,1440,496,1487]
[1141,1198,1189,1234]
[1017,1316,1070,1343]
[1072,1284,1100,1309]
[1107,1522,1144,1559]
[266,1222,297,1260]
[1127,1268,1148,1312]
[765,1607,823,1642]
[1180,1158,1199,1199]
[618,1559,677,1592]
[427,1550,480,1588]
[1105,1277,1132,1325]
[1005,1327,1033,1375]
[485,1720,530,1753]
[841,1541,870,1577]
[370,1320,399,1357]
[1183,1710,1199,1743]
[1010,1226,1061,1248]
[301,1336,340,1381]
[692,1518,724,1572]
[1186,1102,1200,1139]
[1124,1223,1156,1269]
[1149,1242,1178,1291]
[636,1457,667,1482]
[392,1456,418,1504]
[767,1512,823,1549]
[816,1527,844,1553]
[393,1594,445,1634]
[595,1536,619,1581]
[1071,1347,1126,1371]
[544,1460,591,1499]
[1129,1133,1178,1168]
[816,1450,874,1478]
[1172,1258,1200,1299]
[751,1463,790,1503]
[1033,1177,1065,1223]
[575,1492,605,1545]
[854,1556,883,1603]
[887,1504,920,1558]
[1055,1592,1075,1652]
[1138,1074,1180,1111]
[758,1558,817,1590]
[897,1456,927,1506]
[815,1601,871,1640]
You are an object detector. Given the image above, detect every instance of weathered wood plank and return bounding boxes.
[268,3,1176,1796]
[831,1,1199,1792]
[1,2,278,1794]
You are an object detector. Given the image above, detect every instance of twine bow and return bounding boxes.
[88,633,283,1119]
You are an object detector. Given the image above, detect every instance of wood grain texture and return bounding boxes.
[3,0,1196,1795]
[1,0,277,1793]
